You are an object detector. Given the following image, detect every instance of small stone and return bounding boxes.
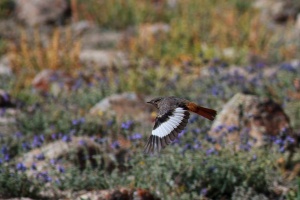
[0,56,12,76]
[79,50,128,68]
[90,92,154,123]
[15,0,69,26]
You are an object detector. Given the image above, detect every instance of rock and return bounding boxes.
[71,20,95,35]
[70,20,123,49]
[138,23,170,42]
[90,92,154,123]
[0,90,17,134]
[18,136,101,178]
[75,189,110,200]
[76,188,160,200]
[222,47,236,59]
[0,108,17,125]
[209,93,293,147]
[254,0,300,24]
[0,56,12,76]
[18,135,134,179]
[79,50,129,68]
[136,23,170,49]
[32,69,73,95]
[15,0,70,26]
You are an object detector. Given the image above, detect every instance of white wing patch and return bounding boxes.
[152,107,186,138]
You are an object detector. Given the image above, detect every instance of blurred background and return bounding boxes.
[0,0,300,199]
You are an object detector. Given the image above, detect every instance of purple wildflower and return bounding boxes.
[280,127,289,134]
[0,108,6,116]
[206,147,215,156]
[274,138,283,146]
[183,144,193,151]
[95,137,107,144]
[208,67,220,75]
[51,133,58,140]
[15,132,23,139]
[16,162,27,172]
[205,135,216,144]
[72,119,78,125]
[192,128,201,134]
[1,146,8,155]
[200,188,208,196]
[78,140,86,146]
[4,154,10,162]
[110,141,120,149]
[49,73,59,81]
[22,142,31,151]
[39,134,45,142]
[1,92,9,102]
[129,133,142,140]
[211,86,220,96]
[31,163,37,170]
[280,63,296,72]
[178,130,186,138]
[72,78,83,90]
[57,165,65,173]
[286,136,295,144]
[69,129,76,135]
[35,153,45,160]
[50,159,57,165]
[193,141,201,149]
[256,62,265,69]
[32,135,44,148]
[106,120,114,127]
[55,179,61,185]
[214,125,224,132]
[72,117,85,125]
[121,120,133,130]
[239,142,252,151]
[279,146,285,153]
[36,172,52,182]
[227,125,238,133]
[62,134,72,142]
[189,115,198,123]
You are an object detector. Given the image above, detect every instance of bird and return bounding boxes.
[144,96,217,154]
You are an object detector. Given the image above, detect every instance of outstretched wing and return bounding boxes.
[144,107,190,154]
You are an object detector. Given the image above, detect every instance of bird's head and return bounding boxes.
[147,97,164,108]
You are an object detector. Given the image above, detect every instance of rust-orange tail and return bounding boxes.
[186,102,217,121]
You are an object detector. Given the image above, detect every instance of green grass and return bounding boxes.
[0,167,40,199]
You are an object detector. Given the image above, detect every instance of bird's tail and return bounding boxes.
[186,102,217,121]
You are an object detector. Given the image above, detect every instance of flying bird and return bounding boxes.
[144,96,217,154]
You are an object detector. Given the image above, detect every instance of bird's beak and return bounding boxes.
[146,101,151,104]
